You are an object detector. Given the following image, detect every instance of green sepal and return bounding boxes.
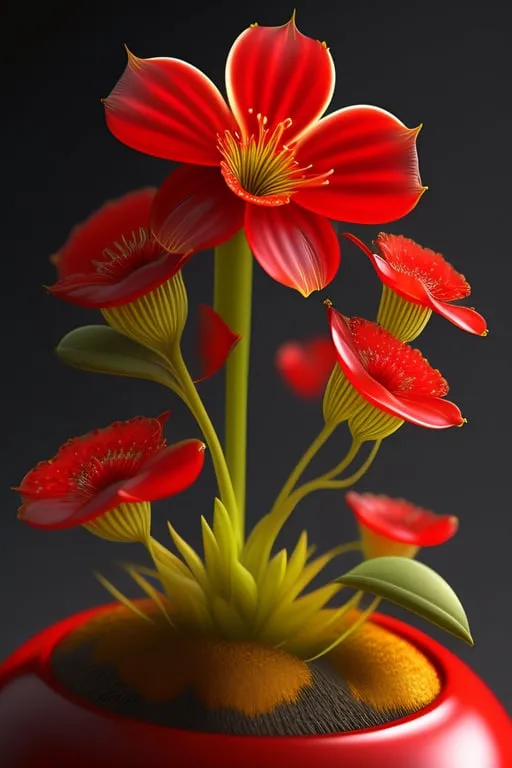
[336,556,473,645]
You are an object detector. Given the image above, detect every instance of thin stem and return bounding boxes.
[171,350,238,528]
[269,421,337,519]
[214,230,253,545]
[305,596,381,662]
[285,440,381,516]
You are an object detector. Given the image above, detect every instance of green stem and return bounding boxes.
[285,440,381,517]
[214,230,253,545]
[171,351,238,525]
[269,421,336,519]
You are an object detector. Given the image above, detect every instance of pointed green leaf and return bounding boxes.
[56,325,177,389]
[336,556,473,645]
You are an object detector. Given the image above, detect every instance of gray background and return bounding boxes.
[3,0,511,712]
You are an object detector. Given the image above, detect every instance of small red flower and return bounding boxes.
[14,413,205,530]
[103,16,425,297]
[48,188,190,309]
[346,491,459,548]
[344,232,487,336]
[327,307,464,429]
[276,337,337,397]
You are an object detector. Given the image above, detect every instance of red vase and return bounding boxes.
[0,604,510,768]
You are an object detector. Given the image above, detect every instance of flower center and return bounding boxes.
[350,318,448,397]
[92,227,166,280]
[217,112,332,206]
[73,448,146,499]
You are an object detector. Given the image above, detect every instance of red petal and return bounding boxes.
[245,203,340,296]
[427,296,488,336]
[19,485,122,530]
[49,250,188,308]
[104,50,236,165]
[328,308,464,429]
[193,305,240,383]
[346,491,459,546]
[52,188,156,279]
[343,232,429,304]
[344,233,488,336]
[226,16,334,145]
[118,439,206,502]
[151,165,246,254]
[276,337,337,397]
[294,106,425,223]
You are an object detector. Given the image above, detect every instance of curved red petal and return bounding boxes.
[295,106,424,224]
[48,250,188,308]
[427,295,488,336]
[18,486,122,530]
[276,337,337,397]
[52,188,156,279]
[245,203,340,296]
[193,305,240,383]
[328,308,464,428]
[104,51,235,165]
[118,439,206,502]
[151,165,246,254]
[226,16,334,145]
[345,491,459,546]
[343,232,427,304]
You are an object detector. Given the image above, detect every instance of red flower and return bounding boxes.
[103,16,425,297]
[346,491,459,559]
[14,413,205,530]
[276,337,337,397]
[344,232,487,336]
[327,307,464,429]
[49,188,195,309]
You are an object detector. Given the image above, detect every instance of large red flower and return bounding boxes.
[276,337,337,397]
[346,491,459,552]
[14,413,205,530]
[103,16,425,297]
[344,232,487,335]
[327,308,464,429]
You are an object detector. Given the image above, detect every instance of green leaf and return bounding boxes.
[55,325,177,389]
[336,556,473,645]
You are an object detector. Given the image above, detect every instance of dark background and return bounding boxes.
[3,0,511,712]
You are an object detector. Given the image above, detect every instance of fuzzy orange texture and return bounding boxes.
[328,610,441,712]
[59,604,312,716]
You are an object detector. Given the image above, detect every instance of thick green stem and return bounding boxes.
[214,230,253,545]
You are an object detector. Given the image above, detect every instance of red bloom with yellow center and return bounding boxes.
[328,308,464,429]
[49,188,194,308]
[344,232,487,335]
[346,491,459,559]
[14,413,205,529]
[103,16,425,297]
[276,337,337,397]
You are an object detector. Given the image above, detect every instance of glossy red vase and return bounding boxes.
[0,604,510,768]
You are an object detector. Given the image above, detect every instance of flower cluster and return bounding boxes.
[13,15,480,658]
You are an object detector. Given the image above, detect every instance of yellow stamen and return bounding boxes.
[217,113,332,206]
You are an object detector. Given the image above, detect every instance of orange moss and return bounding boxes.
[59,604,312,716]
[328,611,441,712]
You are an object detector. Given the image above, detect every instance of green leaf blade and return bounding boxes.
[55,325,176,389]
[336,556,473,645]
